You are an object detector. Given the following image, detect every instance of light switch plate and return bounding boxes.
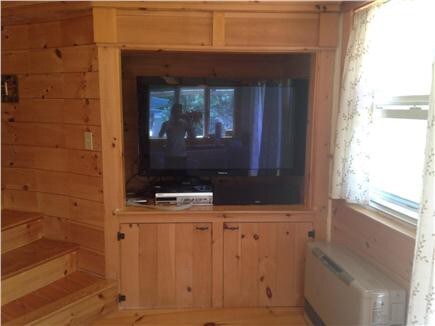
[84,131,93,150]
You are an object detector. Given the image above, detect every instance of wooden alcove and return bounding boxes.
[2,1,340,311]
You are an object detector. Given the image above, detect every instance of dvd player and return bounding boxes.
[155,192,213,205]
[154,184,213,206]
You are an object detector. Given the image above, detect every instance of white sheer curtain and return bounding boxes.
[331,4,381,204]
[407,59,435,325]
[331,0,435,323]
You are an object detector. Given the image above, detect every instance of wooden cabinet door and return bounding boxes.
[120,223,212,308]
[223,222,312,307]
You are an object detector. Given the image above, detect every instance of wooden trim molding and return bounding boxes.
[93,7,117,44]
[91,4,340,49]
[91,2,342,13]
[212,12,226,47]
[309,50,336,240]
[97,46,124,280]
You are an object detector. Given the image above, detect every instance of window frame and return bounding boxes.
[369,95,429,224]
[208,86,236,138]
[148,85,236,140]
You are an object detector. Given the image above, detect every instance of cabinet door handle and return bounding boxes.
[224,223,239,231]
[195,226,209,231]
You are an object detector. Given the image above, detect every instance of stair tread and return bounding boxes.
[1,210,43,231]
[1,238,79,280]
[1,271,114,324]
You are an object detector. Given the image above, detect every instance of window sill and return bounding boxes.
[344,202,417,240]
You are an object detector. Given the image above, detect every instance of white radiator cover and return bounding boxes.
[304,242,406,326]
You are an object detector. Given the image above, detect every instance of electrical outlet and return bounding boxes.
[84,131,93,150]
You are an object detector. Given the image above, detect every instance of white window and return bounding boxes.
[370,96,429,223]
[366,0,433,223]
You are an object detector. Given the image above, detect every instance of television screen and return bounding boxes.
[137,77,308,177]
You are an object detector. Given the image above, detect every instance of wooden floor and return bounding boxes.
[93,307,307,325]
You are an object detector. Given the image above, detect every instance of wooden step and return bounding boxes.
[2,238,79,304]
[1,210,43,253]
[2,271,118,325]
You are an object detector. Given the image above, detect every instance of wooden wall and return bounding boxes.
[1,3,417,303]
[331,203,415,292]
[1,1,341,286]
[1,15,105,276]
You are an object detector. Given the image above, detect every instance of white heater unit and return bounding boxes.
[304,242,406,326]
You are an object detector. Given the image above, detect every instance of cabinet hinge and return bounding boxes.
[117,232,125,241]
[118,294,126,302]
[308,230,315,239]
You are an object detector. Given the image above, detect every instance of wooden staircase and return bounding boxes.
[1,210,117,325]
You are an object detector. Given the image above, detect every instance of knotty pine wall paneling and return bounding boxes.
[331,201,415,292]
[1,15,105,276]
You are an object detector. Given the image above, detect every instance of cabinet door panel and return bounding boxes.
[120,223,140,308]
[139,223,158,308]
[223,222,312,307]
[120,223,212,308]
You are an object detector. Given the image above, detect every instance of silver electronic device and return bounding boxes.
[155,191,213,206]
[154,184,213,206]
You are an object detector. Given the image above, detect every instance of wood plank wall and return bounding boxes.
[1,15,105,276]
[1,1,340,283]
[331,201,415,292]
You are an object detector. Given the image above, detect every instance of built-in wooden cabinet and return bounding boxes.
[223,222,312,307]
[119,222,212,308]
[119,217,313,309]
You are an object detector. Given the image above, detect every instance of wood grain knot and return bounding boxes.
[187,286,192,292]
[253,234,260,240]
[135,315,145,322]
[203,323,216,326]
[266,286,273,299]
[55,48,62,59]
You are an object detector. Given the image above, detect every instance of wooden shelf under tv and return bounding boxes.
[117,204,315,222]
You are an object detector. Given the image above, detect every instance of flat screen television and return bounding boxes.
[137,76,309,179]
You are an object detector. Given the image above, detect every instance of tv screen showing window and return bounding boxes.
[137,77,309,177]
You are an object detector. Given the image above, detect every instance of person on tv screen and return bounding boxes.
[158,103,195,169]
